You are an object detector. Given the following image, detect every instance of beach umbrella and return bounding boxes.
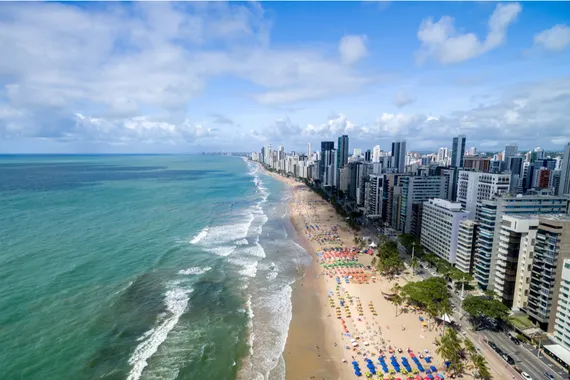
[429,366,437,372]
[352,361,358,365]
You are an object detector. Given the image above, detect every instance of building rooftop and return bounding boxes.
[540,214,570,222]
[427,198,463,211]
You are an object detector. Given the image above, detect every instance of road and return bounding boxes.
[478,329,567,380]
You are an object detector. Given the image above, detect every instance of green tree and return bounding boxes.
[448,269,473,298]
[375,240,405,278]
[435,328,464,375]
[400,277,451,329]
[462,295,511,327]
[410,256,419,276]
[392,293,403,316]
[472,354,491,379]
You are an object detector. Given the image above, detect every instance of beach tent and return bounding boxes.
[369,242,377,248]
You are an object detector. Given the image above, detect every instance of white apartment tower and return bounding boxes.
[455,219,479,273]
[457,171,511,217]
[420,199,471,264]
[373,145,381,163]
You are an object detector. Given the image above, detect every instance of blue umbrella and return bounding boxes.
[370,368,376,374]
[354,370,362,377]
[367,363,374,369]
[430,365,437,372]
[352,361,358,365]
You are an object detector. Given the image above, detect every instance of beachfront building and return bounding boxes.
[455,219,479,274]
[398,175,449,234]
[420,199,471,264]
[474,195,569,290]
[493,214,539,308]
[366,174,383,218]
[456,171,511,218]
[526,215,570,333]
[552,260,570,349]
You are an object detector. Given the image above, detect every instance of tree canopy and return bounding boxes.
[375,240,404,277]
[462,295,511,321]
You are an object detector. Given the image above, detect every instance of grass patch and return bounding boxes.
[510,315,535,330]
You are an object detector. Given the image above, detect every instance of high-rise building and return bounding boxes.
[337,135,349,169]
[526,215,570,332]
[437,147,448,162]
[493,214,539,308]
[451,135,466,168]
[473,195,569,289]
[366,174,383,217]
[504,144,518,161]
[307,143,311,159]
[372,145,381,163]
[391,141,407,173]
[420,199,471,264]
[319,141,334,184]
[456,171,511,217]
[552,259,570,349]
[559,143,570,196]
[468,147,477,156]
[463,156,491,172]
[456,219,479,273]
[364,149,371,162]
[398,176,449,234]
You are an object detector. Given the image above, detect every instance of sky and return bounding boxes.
[0,1,569,154]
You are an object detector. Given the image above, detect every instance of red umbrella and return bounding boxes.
[415,376,423,380]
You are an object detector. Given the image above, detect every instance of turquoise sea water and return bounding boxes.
[0,155,309,380]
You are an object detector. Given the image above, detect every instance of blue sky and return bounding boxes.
[0,1,569,153]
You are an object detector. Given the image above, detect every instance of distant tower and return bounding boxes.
[451,135,466,168]
[559,143,570,196]
[337,135,349,168]
[391,141,406,173]
[307,143,311,158]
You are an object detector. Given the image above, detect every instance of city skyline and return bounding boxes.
[0,2,569,153]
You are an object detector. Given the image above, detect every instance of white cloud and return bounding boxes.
[253,78,570,151]
[393,91,416,108]
[0,2,376,145]
[534,24,570,51]
[338,35,369,65]
[416,3,521,64]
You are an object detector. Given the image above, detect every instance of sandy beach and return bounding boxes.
[262,168,509,380]
[260,170,443,380]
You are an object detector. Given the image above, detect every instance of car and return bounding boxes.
[502,354,515,365]
[509,335,521,345]
[488,341,498,350]
[521,372,533,380]
[544,371,555,379]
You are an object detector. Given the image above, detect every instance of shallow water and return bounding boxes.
[0,155,309,380]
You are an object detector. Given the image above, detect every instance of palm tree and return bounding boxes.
[410,256,419,276]
[464,338,477,359]
[435,328,464,376]
[392,294,403,316]
[391,282,401,293]
[472,354,491,379]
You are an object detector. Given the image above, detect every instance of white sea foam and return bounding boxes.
[239,262,258,278]
[190,228,209,244]
[178,266,211,275]
[246,294,255,355]
[127,284,193,380]
[235,238,248,246]
[206,245,237,257]
[229,257,259,278]
[266,271,278,281]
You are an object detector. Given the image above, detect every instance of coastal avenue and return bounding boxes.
[375,225,569,380]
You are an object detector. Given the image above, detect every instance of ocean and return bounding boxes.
[0,155,310,380]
